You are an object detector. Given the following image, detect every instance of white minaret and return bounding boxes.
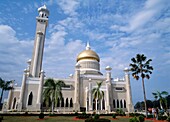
[29,5,49,77]
[124,67,134,112]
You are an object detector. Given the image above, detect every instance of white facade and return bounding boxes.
[6,5,134,113]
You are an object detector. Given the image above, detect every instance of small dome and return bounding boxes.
[105,66,112,70]
[38,5,49,13]
[77,49,100,62]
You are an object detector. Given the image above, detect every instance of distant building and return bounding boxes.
[6,5,133,113]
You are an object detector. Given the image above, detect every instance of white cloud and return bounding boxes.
[43,36,84,78]
[0,25,33,83]
[121,0,169,32]
[57,0,79,16]
[87,31,109,41]
[58,17,84,30]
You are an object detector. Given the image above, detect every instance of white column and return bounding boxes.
[85,87,88,112]
[32,32,43,77]
[101,99,103,110]
[88,79,92,111]
[106,81,110,111]
[105,101,107,110]
[18,69,27,111]
[74,63,80,111]
[95,99,98,111]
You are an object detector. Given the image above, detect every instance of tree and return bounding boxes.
[129,54,153,117]
[166,95,170,109]
[92,81,104,111]
[146,100,153,108]
[43,78,65,113]
[134,101,141,110]
[152,91,168,109]
[0,77,13,104]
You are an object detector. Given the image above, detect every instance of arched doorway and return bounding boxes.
[70,98,73,107]
[57,98,60,107]
[124,100,126,108]
[117,99,119,108]
[61,98,64,107]
[12,97,16,109]
[93,99,96,110]
[113,99,116,108]
[120,100,123,108]
[102,99,105,110]
[65,98,68,107]
[28,92,33,105]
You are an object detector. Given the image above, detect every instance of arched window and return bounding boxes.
[65,98,69,107]
[124,100,126,108]
[70,98,73,107]
[102,99,105,110]
[93,99,96,110]
[57,98,60,107]
[12,97,16,109]
[113,99,116,108]
[61,97,64,107]
[120,100,123,108]
[117,99,119,108]
[28,92,33,105]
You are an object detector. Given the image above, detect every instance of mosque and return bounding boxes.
[4,5,134,113]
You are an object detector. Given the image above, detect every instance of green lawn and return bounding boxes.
[2,116,153,122]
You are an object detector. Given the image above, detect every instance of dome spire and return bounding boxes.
[86,41,91,50]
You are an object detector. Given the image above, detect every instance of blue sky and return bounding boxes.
[0,0,170,104]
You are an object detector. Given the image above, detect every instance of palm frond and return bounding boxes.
[161,91,168,95]
[131,58,137,63]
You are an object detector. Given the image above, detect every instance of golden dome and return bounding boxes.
[77,49,100,62]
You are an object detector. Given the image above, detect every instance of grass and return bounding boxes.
[1,116,153,122]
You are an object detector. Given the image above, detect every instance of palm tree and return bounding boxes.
[129,54,153,117]
[0,77,13,104]
[92,81,104,111]
[152,91,168,109]
[43,78,65,113]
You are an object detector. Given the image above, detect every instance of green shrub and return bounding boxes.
[24,111,28,115]
[77,112,90,119]
[158,115,167,120]
[112,114,116,119]
[138,115,144,122]
[49,112,55,116]
[129,113,134,117]
[0,116,3,120]
[129,117,139,122]
[116,109,126,116]
[85,118,110,122]
[75,111,78,116]
[167,116,170,122]
[147,114,153,118]
[39,112,44,119]
[129,113,145,117]
[94,114,100,119]
[161,116,167,120]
